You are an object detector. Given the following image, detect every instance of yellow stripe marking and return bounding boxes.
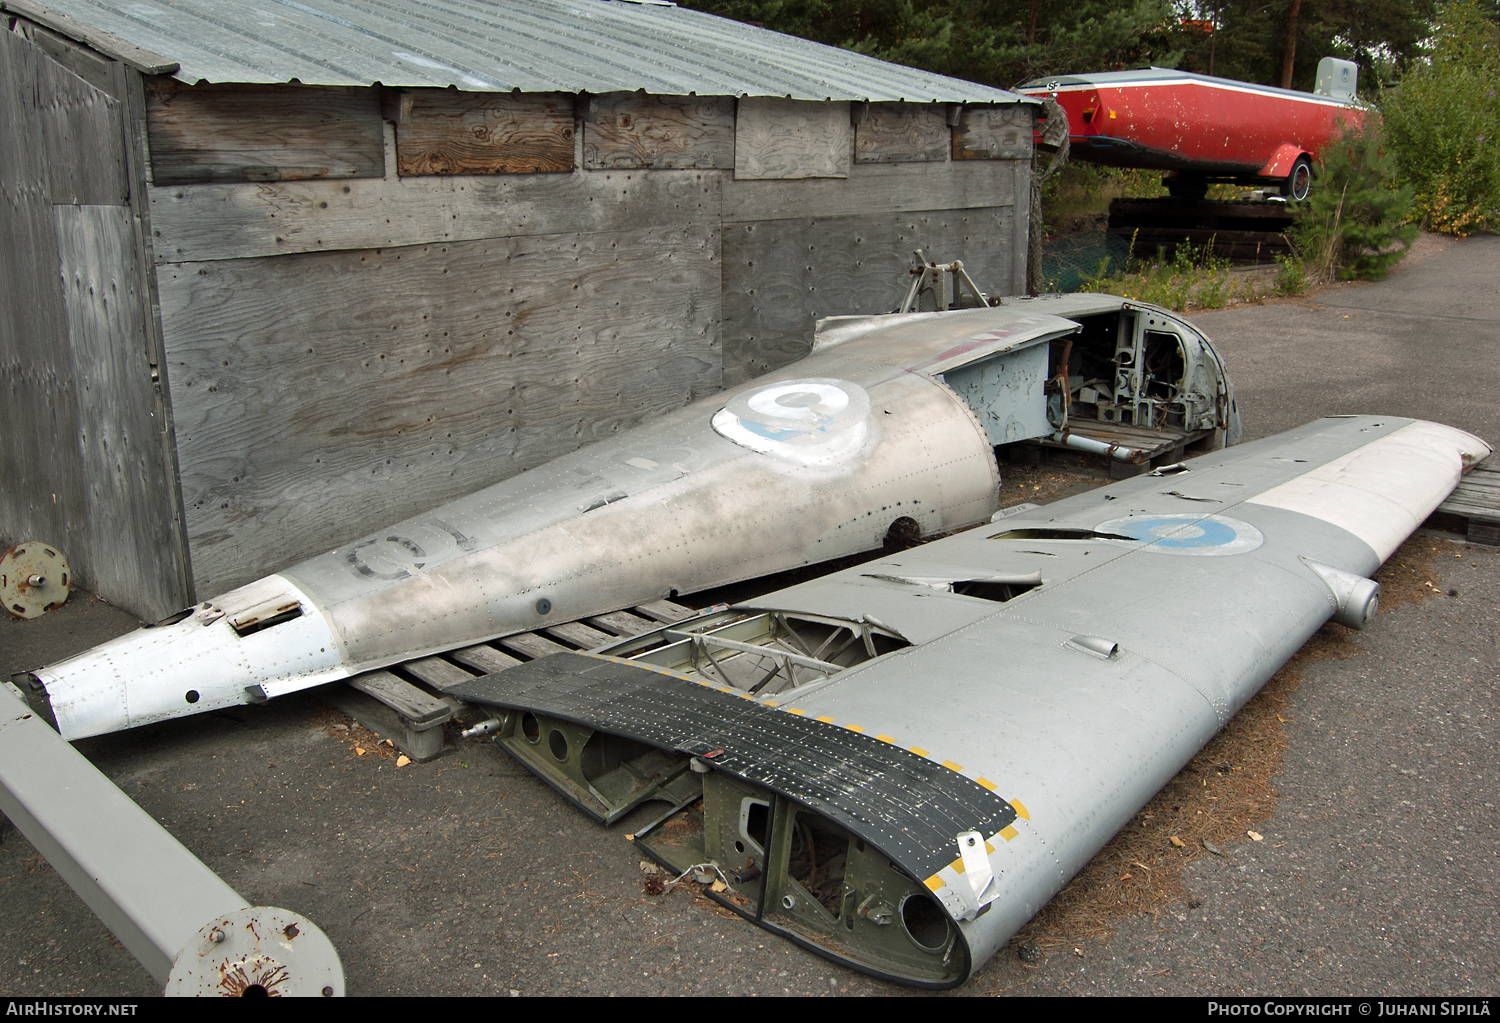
[949,857,966,874]
[876,734,896,744]
[908,746,930,757]
[924,876,945,892]
[1000,825,1019,842]
[737,692,755,700]
[976,776,997,791]
[815,715,836,724]
[940,760,963,772]
[1010,799,1030,821]
[985,840,996,854]
[845,724,865,733]
[763,701,779,707]
[786,708,806,716]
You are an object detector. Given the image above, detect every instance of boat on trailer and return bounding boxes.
[1018,58,1367,200]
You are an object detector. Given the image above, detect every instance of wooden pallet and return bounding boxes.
[322,599,698,760]
[1425,458,1500,546]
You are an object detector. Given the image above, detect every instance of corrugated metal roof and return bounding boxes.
[12,0,1031,103]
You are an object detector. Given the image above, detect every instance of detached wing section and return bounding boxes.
[458,415,1487,988]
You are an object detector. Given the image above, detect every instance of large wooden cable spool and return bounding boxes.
[1,542,71,619]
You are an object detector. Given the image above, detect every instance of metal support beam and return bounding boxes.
[0,683,344,996]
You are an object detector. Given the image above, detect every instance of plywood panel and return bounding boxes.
[854,103,950,164]
[148,165,720,263]
[36,34,128,204]
[721,158,1016,223]
[734,98,851,180]
[159,223,722,595]
[393,90,573,176]
[583,93,733,170]
[0,24,87,570]
[721,206,1016,385]
[953,104,1033,161]
[145,80,384,185]
[55,203,183,618]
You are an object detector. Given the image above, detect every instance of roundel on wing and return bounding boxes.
[711,378,872,465]
[1094,513,1265,556]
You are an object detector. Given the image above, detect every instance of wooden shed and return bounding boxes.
[0,0,1037,621]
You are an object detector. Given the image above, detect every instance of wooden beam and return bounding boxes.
[583,93,733,170]
[721,159,1016,223]
[148,164,720,263]
[144,80,384,185]
[393,90,573,176]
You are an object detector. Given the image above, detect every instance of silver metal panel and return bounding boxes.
[743,415,1487,976]
[19,0,1036,101]
[36,305,1091,740]
[940,343,1051,445]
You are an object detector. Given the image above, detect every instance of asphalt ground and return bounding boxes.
[1,234,1497,998]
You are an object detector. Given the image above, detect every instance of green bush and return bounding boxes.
[1291,124,1418,281]
[1381,1,1500,235]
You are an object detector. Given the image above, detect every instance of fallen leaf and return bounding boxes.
[1170,836,1186,848]
[396,755,411,767]
[1203,840,1225,856]
[1119,873,1133,881]
[710,880,728,893]
[1247,830,1264,842]
[355,747,366,756]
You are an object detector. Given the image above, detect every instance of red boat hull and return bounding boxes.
[1019,69,1366,185]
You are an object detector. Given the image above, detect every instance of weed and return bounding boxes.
[1078,233,1265,311]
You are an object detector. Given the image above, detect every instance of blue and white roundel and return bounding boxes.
[1095,513,1264,557]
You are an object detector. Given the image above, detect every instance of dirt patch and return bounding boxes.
[307,703,401,761]
[997,465,1106,507]
[1374,534,1464,610]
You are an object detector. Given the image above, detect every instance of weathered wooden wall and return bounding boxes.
[141,87,1031,594]
[0,17,189,620]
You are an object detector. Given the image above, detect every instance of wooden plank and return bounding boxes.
[544,621,614,649]
[35,32,127,204]
[1,0,178,74]
[953,104,1033,161]
[854,103,950,164]
[393,90,573,176]
[348,670,452,724]
[583,93,733,170]
[121,64,195,610]
[498,632,572,660]
[634,599,695,623]
[147,164,720,263]
[734,98,851,180]
[55,203,185,619]
[159,221,722,595]
[721,158,1016,224]
[400,655,480,692]
[450,644,523,674]
[145,80,384,185]
[17,19,118,96]
[721,206,1017,385]
[0,25,86,568]
[584,610,655,637]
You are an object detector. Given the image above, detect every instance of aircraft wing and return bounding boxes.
[449,415,1489,987]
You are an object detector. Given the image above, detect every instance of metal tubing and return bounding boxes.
[1049,430,1151,463]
